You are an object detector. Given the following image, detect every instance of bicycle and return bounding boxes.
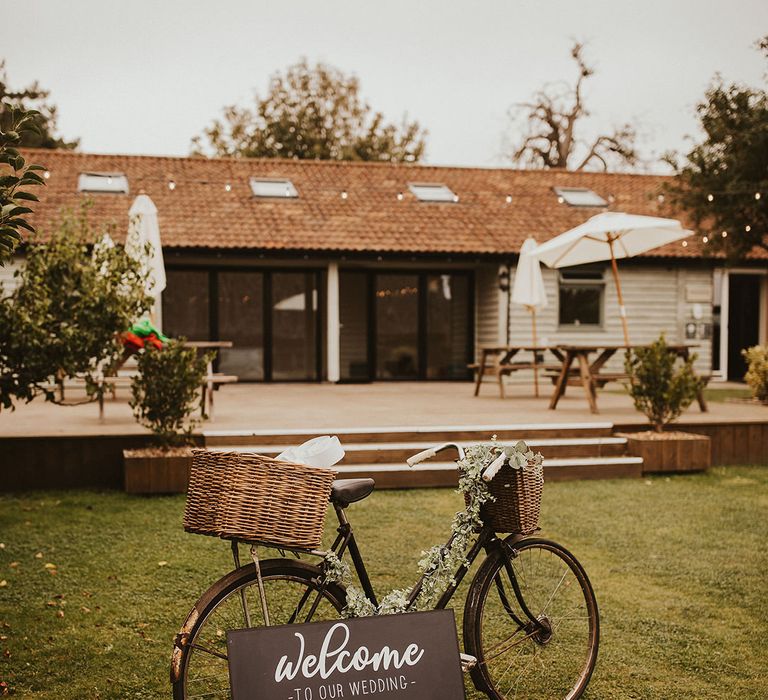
[171,442,599,700]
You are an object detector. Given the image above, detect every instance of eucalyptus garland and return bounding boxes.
[323,438,543,618]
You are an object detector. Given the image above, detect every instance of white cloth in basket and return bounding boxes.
[276,436,345,469]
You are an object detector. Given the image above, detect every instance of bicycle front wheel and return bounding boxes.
[464,537,599,700]
[171,558,347,700]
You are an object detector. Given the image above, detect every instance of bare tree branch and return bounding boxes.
[506,42,638,171]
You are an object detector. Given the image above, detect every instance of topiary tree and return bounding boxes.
[742,345,768,404]
[129,341,211,447]
[624,335,706,432]
[0,204,152,410]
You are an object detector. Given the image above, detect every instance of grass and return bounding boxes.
[1,467,767,699]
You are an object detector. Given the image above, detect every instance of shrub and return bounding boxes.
[743,345,768,404]
[129,341,211,447]
[0,205,151,410]
[625,335,706,432]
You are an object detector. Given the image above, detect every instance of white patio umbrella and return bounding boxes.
[511,237,548,396]
[532,212,693,345]
[126,193,166,302]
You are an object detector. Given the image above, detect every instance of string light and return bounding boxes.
[43,170,51,179]
[745,225,751,232]
[721,231,728,238]
[657,194,665,203]
[682,240,688,247]
[707,194,714,202]
[756,192,762,200]
[557,196,565,204]
[224,183,232,192]
[702,236,709,244]
[453,194,460,203]
[397,192,404,201]
[168,180,176,191]
[505,194,512,204]
[340,190,348,200]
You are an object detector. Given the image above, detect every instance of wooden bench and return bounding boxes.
[467,346,560,398]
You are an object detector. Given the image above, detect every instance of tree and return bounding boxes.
[0,204,151,410]
[507,43,638,171]
[192,58,427,162]
[664,37,768,261]
[0,61,79,150]
[0,108,46,263]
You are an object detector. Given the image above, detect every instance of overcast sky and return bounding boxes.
[3,0,766,171]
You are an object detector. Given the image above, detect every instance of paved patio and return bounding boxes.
[1,380,764,437]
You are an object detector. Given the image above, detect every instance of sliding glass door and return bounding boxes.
[339,269,473,381]
[163,267,321,381]
[217,271,264,380]
[271,272,319,380]
[376,274,419,379]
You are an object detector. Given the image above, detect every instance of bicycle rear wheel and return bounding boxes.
[171,559,347,700]
[464,537,599,700]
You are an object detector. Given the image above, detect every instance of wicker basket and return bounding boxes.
[183,449,337,549]
[466,459,544,535]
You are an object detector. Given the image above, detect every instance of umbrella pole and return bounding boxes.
[608,236,631,346]
[530,307,540,397]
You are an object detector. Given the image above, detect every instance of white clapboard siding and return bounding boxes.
[507,263,713,375]
[475,264,504,357]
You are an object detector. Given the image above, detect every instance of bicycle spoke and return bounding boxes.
[470,540,598,700]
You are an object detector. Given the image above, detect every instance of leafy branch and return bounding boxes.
[0,105,47,264]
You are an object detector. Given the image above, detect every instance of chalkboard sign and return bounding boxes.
[227,609,465,700]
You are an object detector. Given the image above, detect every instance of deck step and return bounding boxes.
[203,421,615,446]
[327,456,644,488]
[208,437,629,462]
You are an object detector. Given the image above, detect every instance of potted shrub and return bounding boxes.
[123,340,211,494]
[743,345,768,404]
[618,335,710,473]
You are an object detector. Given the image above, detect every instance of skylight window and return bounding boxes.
[250,178,299,198]
[77,172,129,194]
[408,183,458,203]
[553,187,607,207]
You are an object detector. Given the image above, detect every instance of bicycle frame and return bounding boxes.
[227,439,544,637]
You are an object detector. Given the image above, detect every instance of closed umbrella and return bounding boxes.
[532,212,692,345]
[126,194,166,299]
[511,237,548,396]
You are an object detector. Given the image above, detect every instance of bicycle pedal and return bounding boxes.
[460,653,477,672]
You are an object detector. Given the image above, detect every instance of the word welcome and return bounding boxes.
[276,623,425,683]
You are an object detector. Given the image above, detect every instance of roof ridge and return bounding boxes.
[19,148,671,180]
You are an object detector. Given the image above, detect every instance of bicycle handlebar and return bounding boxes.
[406,442,466,467]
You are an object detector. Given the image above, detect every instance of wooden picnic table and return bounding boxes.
[184,341,237,420]
[548,344,708,415]
[470,346,565,398]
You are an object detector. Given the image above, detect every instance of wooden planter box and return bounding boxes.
[617,431,710,474]
[123,448,193,494]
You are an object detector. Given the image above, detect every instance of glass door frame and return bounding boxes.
[340,268,475,382]
[165,264,325,382]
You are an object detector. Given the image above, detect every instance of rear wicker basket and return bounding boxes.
[466,459,544,535]
[183,449,337,550]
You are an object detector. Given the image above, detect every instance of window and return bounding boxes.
[553,187,607,207]
[558,267,605,326]
[249,178,298,198]
[408,183,458,202]
[77,172,129,194]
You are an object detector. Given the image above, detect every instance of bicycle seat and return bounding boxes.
[330,478,375,508]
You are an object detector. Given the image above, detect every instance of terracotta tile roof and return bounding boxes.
[20,148,705,259]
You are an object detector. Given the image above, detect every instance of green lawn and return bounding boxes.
[1,467,767,699]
